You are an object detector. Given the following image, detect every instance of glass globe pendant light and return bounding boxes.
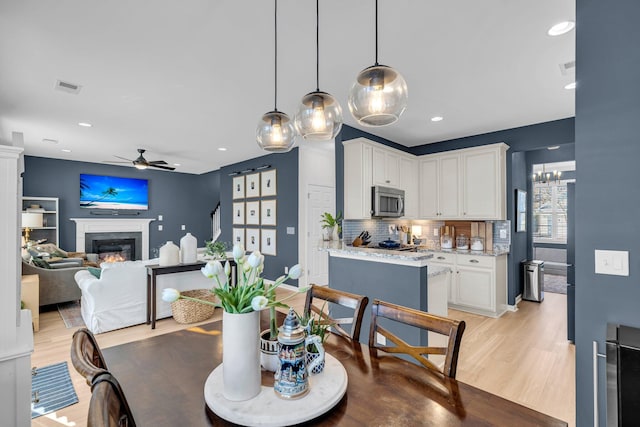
[257,0,296,152]
[348,0,408,127]
[294,0,343,141]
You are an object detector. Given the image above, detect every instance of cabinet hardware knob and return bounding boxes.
[469,259,480,263]
[437,256,445,260]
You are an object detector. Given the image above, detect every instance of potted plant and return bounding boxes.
[204,240,227,259]
[297,304,333,374]
[320,211,343,241]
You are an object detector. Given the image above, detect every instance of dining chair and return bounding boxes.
[304,284,369,340]
[88,373,137,427]
[368,299,466,378]
[70,327,109,386]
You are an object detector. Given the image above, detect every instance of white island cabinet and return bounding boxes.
[428,251,508,318]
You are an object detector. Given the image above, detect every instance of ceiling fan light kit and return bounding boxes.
[256,0,296,153]
[294,0,343,141]
[348,0,408,127]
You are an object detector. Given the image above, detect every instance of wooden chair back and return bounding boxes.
[70,328,109,386]
[304,284,368,340]
[88,373,136,427]
[368,299,466,378]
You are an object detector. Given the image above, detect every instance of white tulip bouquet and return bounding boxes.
[162,243,304,339]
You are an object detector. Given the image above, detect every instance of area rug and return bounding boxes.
[544,274,568,295]
[57,301,85,328]
[31,362,79,418]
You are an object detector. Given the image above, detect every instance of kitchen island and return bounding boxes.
[322,241,450,348]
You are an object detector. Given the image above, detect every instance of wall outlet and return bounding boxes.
[287,227,295,235]
[158,215,163,221]
[499,229,507,239]
[284,266,289,274]
[158,225,163,231]
[433,228,439,236]
[181,225,186,230]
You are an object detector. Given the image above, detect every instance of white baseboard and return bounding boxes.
[507,295,522,312]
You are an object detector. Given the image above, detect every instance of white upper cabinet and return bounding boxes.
[418,143,508,220]
[343,138,416,220]
[399,156,419,219]
[462,147,506,219]
[344,139,507,221]
[372,147,401,188]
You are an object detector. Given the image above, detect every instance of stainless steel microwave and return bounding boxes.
[371,186,405,217]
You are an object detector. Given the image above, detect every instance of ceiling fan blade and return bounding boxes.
[114,155,134,162]
[103,160,131,164]
[148,160,168,165]
[150,164,175,171]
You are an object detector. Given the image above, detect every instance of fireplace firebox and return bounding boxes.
[85,232,142,261]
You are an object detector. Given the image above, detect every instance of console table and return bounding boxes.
[146,259,237,329]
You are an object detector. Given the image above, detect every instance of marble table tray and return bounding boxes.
[204,353,348,426]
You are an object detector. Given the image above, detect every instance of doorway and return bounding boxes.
[305,184,335,286]
[531,160,575,295]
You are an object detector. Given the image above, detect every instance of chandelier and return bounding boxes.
[533,165,561,184]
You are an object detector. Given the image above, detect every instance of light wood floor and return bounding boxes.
[30,291,574,427]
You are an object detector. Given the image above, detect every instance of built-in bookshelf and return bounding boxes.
[21,196,59,245]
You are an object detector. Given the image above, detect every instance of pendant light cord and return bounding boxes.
[374,0,379,66]
[274,0,278,111]
[315,0,320,91]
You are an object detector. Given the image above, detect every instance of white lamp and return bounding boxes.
[21,212,43,242]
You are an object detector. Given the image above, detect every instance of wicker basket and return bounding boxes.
[170,289,217,324]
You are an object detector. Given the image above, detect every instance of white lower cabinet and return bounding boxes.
[429,252,507,317]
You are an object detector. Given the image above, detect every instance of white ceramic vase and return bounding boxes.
[180,232,197,264]
[159,241,180,266]
[332,226,340,241]
[222,310,261,401]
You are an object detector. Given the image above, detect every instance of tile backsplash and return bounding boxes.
[343,219,511,252]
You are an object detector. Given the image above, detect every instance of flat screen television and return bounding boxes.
[80,174,149,210]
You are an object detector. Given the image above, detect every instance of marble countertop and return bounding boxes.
[319,240,434,267]
[427,265,451,277]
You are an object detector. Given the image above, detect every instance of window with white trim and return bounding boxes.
[532,181,568,243]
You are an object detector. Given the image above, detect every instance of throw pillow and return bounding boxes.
[31,257,51,269]
[35,243,68,258]
[87,267,102,279]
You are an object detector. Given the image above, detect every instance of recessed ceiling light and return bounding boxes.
[61,149,72,153]
[564,82,577,90]
[218,147,227,151]
[548,21,575,36]
[173,163,181,167]
[42,138,58,144]
[431,116,443,122]
[547,146,560,150]
[78,122,92,127]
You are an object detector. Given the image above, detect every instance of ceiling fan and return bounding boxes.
[105,149,175,171]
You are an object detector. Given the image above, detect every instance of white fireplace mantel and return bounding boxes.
[70,218,155,260]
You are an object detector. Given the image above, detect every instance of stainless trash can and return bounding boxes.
[522,260,544,302]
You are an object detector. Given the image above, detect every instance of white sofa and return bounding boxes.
[75,260,215,334]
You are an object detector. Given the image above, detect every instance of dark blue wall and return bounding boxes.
[23,156,220,258]
[575,1,640,425]
[339,119,575,305]
[219,149,299,285]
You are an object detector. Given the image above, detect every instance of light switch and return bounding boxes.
[287,227,295,235]
[595,250,629,276]
[158,215,163,221]
[181,225,186,230]
[158,225,163,231]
